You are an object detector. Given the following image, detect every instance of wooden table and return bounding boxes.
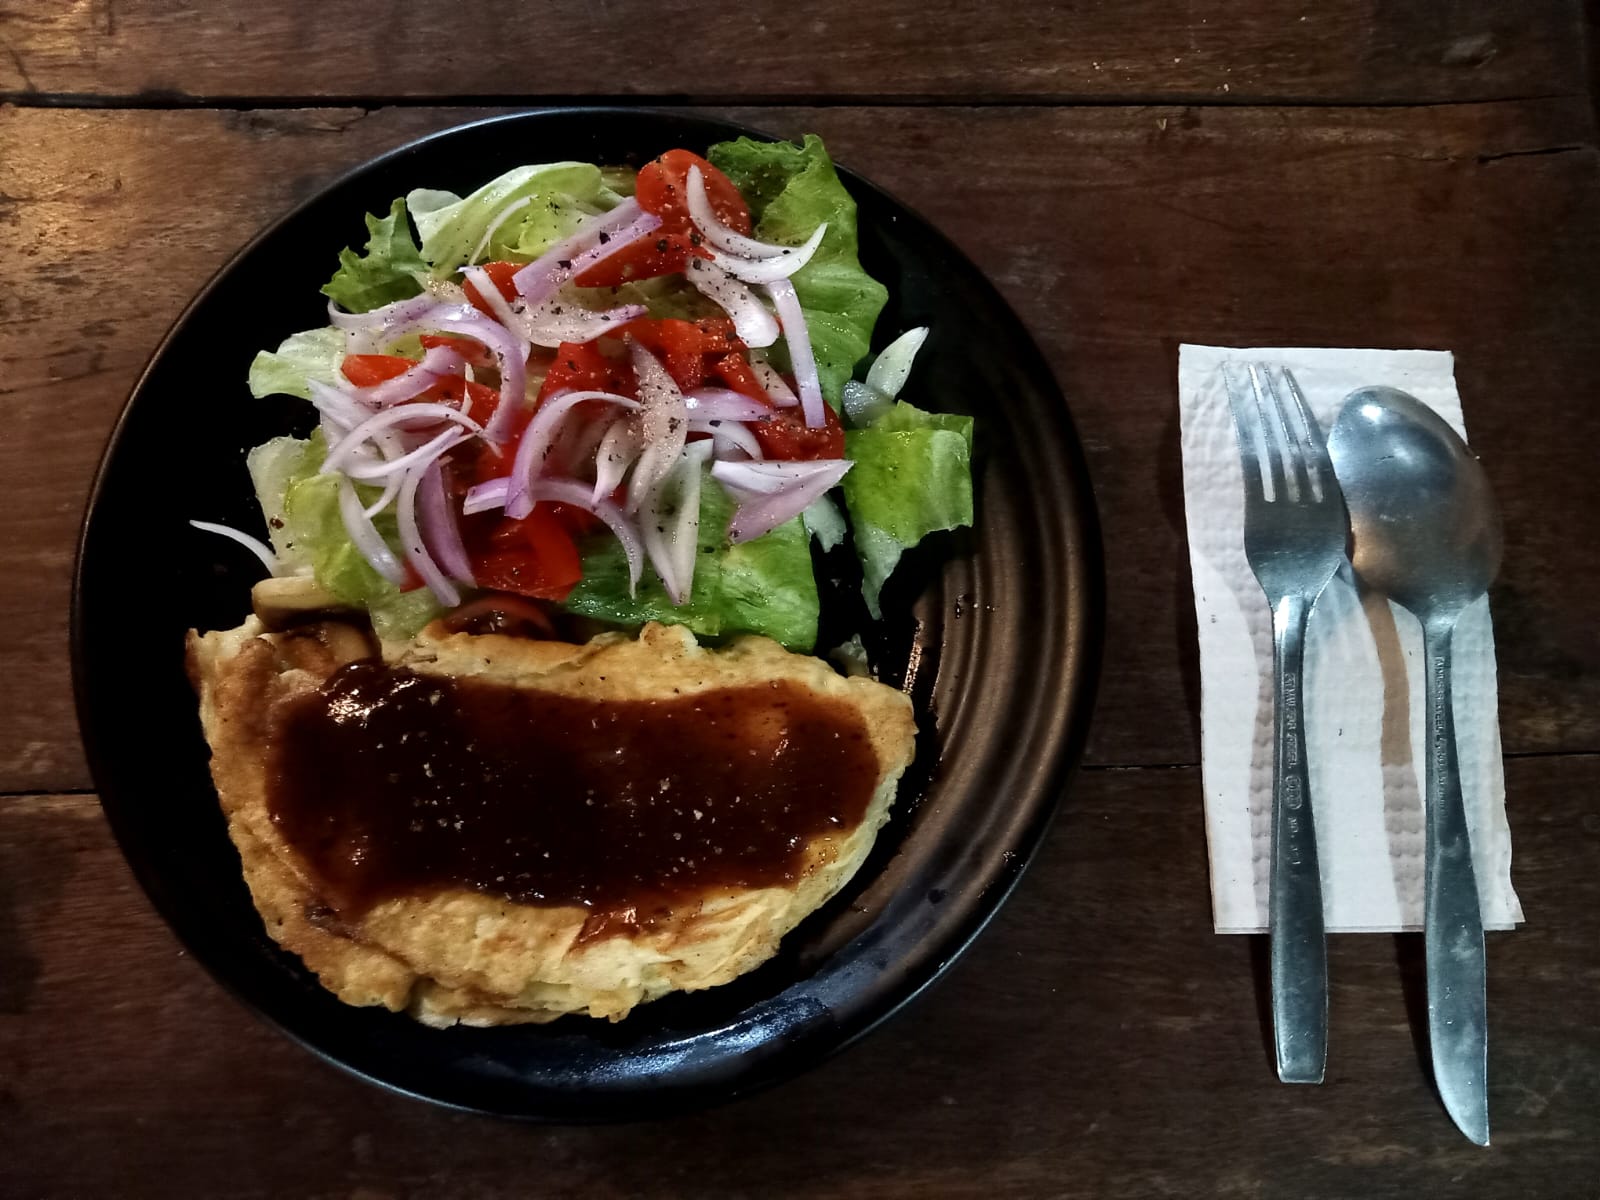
[3,3,1598,1195]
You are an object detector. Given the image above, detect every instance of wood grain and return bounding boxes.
[1,756,1595,1197]
[0,0,1587,106]
[3,101,1598,790]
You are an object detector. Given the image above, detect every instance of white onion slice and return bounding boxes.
[625,342,689,514]
[711,458,853,544]
[307,380,373,433]
[864,326,930,399]
[337,476,407,585]
[362,473,403,519]
[461,264,525,332]
[593,417,643,504]
[640,441,713,604]
[463,477,509,515]
[343,427,465,482]
[765,278,824,428]
[189,520,277,574]
[685,166,799,260]
[690,419,764,461]
[504,390,639,520]
[684,257,779,349]
[842,379,894,428]
[707,224,827,285]
[748,353,799,408]
[683,388,774,423]
[518,297,648,349]
[512,203,660,306]
[328,293,438,352]
[321,403,483,475]
[418,459,475,586]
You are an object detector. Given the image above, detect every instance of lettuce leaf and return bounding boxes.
[252,431,441,640]
[247,327,345,400]
[707,135,887,406]
[405,162,621,274]
[320,198,427,314]
[842,402,975,618]
[561,471,819,650]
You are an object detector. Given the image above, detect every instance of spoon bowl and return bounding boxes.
[1328,387,1502,619]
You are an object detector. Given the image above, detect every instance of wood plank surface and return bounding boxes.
[3,101,1598,790]
[0,0,1586,106]
[1,755,1595,1197]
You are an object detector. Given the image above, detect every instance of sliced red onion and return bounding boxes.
[504,390,639,520]
[748,353,799,408]
[345,345,467,409]
[592,417,643,504]
[343,426,465,482]
[707,224,828,285]
[552,402,616,477]
[337,476,407,585]
[690,419,764,461]
[417,458,475,588]
[518,297,649,349]
[189,520,277,574]
[683,388,774,423]
[308,380,373,433]
[640,441,713,604]
[468,194,534,266]
[395,441,465,607]
[328,293,438,353]
[463,477,509,515]
[765,278,824,428]
[711,458,853,544]
[684,257,779,349]
[511,201,660,306]
[864,326,930,399]
[321,402,483,475]
[625,342,689,514]
[335,301,528,446]
[524,478,644,596]
[685,166,802,260]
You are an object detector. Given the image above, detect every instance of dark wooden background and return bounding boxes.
[3,3,1598,1196]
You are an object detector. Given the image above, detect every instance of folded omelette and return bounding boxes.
[187,619,916,1026]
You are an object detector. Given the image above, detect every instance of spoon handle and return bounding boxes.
[1421,616,1490,1145]
[1269,591,1328,1084]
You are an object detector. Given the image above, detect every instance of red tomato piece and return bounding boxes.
[469,507,583,601]
[573,151,750,287]
[749,403,846,461]
[709,352,771,403]
[340,354,414,387]
[536,341,635,404]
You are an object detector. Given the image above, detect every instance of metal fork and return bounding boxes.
[1224,363,1349,1084]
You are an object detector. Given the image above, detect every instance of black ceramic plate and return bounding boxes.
[73,109,1103,1120]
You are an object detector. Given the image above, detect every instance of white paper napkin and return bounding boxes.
[1178,345,1523,934]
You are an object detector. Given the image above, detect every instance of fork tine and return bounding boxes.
[1222,362,1273,504]
[1277,368,1332,503]
[1246,363,1292,503]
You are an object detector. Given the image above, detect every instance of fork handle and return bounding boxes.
[1269,591,1328,1084]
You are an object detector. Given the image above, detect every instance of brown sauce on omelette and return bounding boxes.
[268,661,879,920]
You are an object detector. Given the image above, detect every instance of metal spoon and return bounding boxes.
[1329,387,1501,1146]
